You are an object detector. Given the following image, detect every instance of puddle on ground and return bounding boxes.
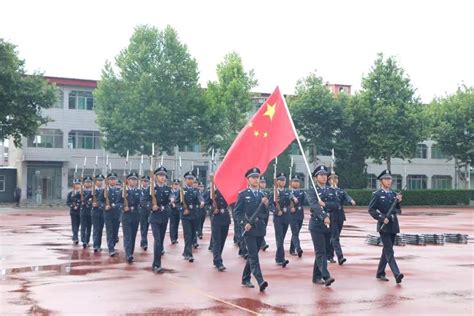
[403,212,453,217]
[230,298,290,314]
[1,260,110,278]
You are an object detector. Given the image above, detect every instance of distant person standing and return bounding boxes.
[14,187,21,207]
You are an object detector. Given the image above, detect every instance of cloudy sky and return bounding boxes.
[1,0,473,102]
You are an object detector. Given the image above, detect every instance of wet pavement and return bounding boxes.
[0,207,473,315]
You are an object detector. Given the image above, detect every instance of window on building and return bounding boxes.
[432,175,452,189]
[178,143,203,153]
[338,86,350,94]
[68,131,101,149]
[27,129,63,148]
[52,88,64,108]
[68,90,94,110]
[431,144,449,159]
[414,144,428,158]
[367,174,377,189]
[392,174,403,190]
[408,175,427,190]
[0,175,5,192]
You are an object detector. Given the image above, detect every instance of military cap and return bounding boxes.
[312,165,329,177]
[73,178,81,184]
[245,167,261,178]
[127,171,139,179]
[184,171,196,179]
[83,176,93,182]
[141,175,150,181]
[172,179,180,184]
[154,166,167,175]
[290,175,301,182]
[95,174,105,180]
[276,172,286,180]
[259,177,267,183]
[377,169,392,180]
[107,172,118,179]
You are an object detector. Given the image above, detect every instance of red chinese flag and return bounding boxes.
[214,86,297,204]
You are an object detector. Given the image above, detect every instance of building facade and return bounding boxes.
[6,77,471,203]
[7,77,215,203]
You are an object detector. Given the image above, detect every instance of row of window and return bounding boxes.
[26,129,204,152]
[52,89,94,110]
[415,143,449,159]
[287,144,448,160]
[367,174,452,190]
[27,129,101,149]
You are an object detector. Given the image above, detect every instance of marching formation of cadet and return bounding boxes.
[196,182,207,240]
[148,167,172,272]
[235,167,269,292]
[66,179,81,245]
[258,177,270,251]
[180,171,205,262]
[307,165,335,286]
[368,169,404,284]
[80,176,93,249]
[92,174,105,252]
[327,173,355,264]
[270,172,292,267]
[168,179,181,244]
[104,172,122,257]
[122,171,141,263]
[66,154,406,288]
[209,187,230,271]
[289,175,306,257]
[138,175,151,251]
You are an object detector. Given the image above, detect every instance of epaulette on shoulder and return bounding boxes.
[238,188,250,195]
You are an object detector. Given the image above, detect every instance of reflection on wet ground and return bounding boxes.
[1,207,473,315]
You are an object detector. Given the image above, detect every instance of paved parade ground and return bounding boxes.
[1,207,473,315]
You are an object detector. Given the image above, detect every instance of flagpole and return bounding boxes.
[278,88,323,203]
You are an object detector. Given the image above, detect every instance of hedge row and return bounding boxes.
[345,189,473,206]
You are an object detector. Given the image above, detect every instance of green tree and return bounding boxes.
[202,52,257,153]
[333,93,371,188]
[94,25,204,156]
[427,86,474,188]
[289,72,344,166]
[360,53,425,170]
[0,39,56,146]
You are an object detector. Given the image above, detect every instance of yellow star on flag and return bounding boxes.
[254,130,260,137]
[263,103,276,121]
[263,132,268,138]
[248,122,254,128]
